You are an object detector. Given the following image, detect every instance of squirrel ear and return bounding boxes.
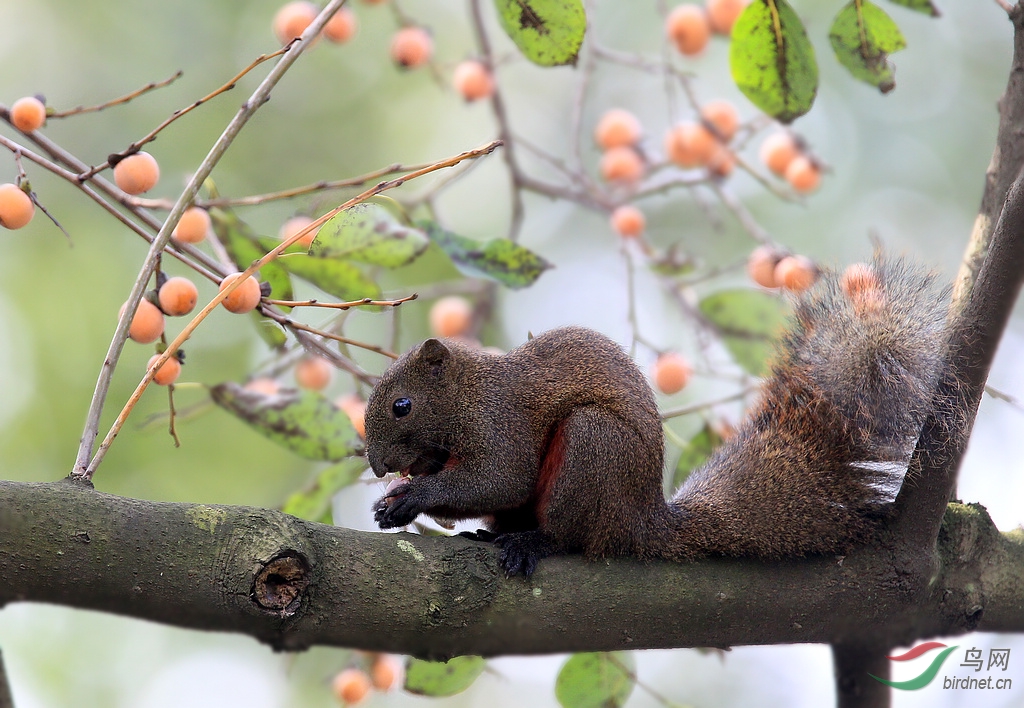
[418,338,449,375]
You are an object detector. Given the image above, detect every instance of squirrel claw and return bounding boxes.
[373,492,421,529]
[458,529,499,543]
[494,530,554,578]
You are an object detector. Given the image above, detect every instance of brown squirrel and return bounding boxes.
[364,255,949,577]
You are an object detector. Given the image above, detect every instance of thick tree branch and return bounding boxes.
[1,480,1021,660]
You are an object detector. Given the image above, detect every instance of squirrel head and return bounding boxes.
[364,338,466,479]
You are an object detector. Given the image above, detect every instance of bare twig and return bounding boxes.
[49,71,184,118]
[659,388,754,420]
[266,314,399,359]
[263,293,418,310]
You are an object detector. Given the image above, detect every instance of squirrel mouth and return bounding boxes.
[400,449,450,478]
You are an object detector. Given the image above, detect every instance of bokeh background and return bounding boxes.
[0,0,1022,706]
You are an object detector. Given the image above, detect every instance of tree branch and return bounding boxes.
[832,643,889,708]
[2,481,1021,660]
[0,649,12,708]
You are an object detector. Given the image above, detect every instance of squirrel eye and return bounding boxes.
[392,397,412,418]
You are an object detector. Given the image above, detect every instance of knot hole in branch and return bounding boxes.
[251,550,310,616]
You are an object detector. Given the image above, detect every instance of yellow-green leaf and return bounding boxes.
[404,656,486,697]
[829,0,907,93]
[311,202,429,268]
[730,0,818,123]
[494,0,586,67]
[281,458,366,523]
[887,0,939,17]
[419,220,553,289]
[555,653,635,708]
[210,208,294,303]
[698,289,789,376]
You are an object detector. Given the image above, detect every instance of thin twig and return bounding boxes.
[263,293,418,310]
[270,315,399,359]
[83,139,502,477]
[660,388,755,420]
[49,71,184,118]
[72,0,354,479]
[167,384,181,447]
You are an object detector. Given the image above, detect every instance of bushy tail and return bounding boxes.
[667,255,950,559]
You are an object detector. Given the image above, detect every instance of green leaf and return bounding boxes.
[251,310,287,349]
[265,249,383,301]
[419,221,553,289]
[555,653,635,708]
[494,0,586,67]
[829,0,907,93]
[672,423,725,489]
[210,209,294,303]
[699,289,789,376]
[282,457,366,523]
[730,0,818,123]
[310,203,429,268]
[887,0,939,17]
[210,382,363,461]
[404,656,486,697]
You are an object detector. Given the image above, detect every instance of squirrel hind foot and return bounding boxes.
[494,530,556,578]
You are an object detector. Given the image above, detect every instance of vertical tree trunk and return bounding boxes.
[833,643,890,708]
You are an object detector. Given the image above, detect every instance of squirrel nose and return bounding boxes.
[366,446,389,478]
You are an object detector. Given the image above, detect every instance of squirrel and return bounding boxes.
[363,255,950,577]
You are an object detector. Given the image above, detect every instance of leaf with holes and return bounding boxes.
[310,202,429,268]
[494,0,586,67]
[404,656,486,697]
[830,0,906,93]
[730,0,818,123]
[419,221,553,289]
[555,652,635,708]
[699,289,789,376]
[210,383,362,461]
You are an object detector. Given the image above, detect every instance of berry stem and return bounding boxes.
[48,70,184,119]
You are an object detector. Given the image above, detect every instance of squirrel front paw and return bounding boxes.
[372,479,424,528]
[494,530,555,578]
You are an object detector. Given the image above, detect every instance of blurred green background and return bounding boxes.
[0,0,1022,706]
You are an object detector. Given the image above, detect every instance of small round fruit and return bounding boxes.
[700,100,740,142]
[429,296,473,338]
[599,146,645,183]
[452,60,495,101]
[610,205,646,238]
[706,145,735,177]
[331,668,372,705]
[370,654,402,691]
[666,4,711,56]
[279,215,316,248]
[664,122,717,168]
[244,377,280,395]
[10,96,46,132]
[0,183,35,229]
[148,354,182,386]
[273,1,318,44]
[706,0,748,35]
[324,7,358,42]
[295,355,333,391]
[219,272,262,314]
[759,132,799,177]
[172,207,210,244]
[390,26,433,68]
[652,352,693,395]
[120,298,165,344]
[113,152,160,195]
[594,109,643,150]
[785,155,822,194]
[158,276,199,317]
[747,246,783,288]
[774,255,818,292]
[335,393,367,438]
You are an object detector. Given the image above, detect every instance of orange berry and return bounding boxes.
[120,298,165,344]
[273,1,318,44]
[746,246,783,288]
[594,109,643,150]
[280,215,316,248]
[610,205,646,238]
[664,122,717,168]
[331,668,372,705]
[0,183,34,229]
[452,60,495,101]
[158,276,199,317]
[113,152,160,195]
[172,207,210,244]
[707,145,735,176]
[785,155,821,194]
[666,4,711,56]
[774,255,818,292]
[324,7,357,42]
[759,132,799,177]
[10,96,46,132]
[599,146,645,183]
[219,272,262,314]
[244,377,280,395]
[148,354,182,386]
[700,100,740,142]
[370,654,402,691]
[652,352,693,395]
[336,393,367,438]
[429,296,473,338]
[295,355,333,391]
[706,0,748,35]
[390,27,433,69]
